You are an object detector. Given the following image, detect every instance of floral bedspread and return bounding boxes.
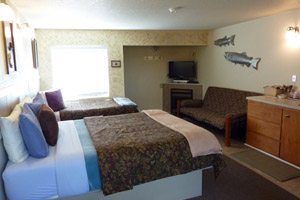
[59,97,138,120]
[84,112,224,195]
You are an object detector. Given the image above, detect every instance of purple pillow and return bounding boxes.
[33,92,47,104]
[28,103,42,116]
[45,89,65,112]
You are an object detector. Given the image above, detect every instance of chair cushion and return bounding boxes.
[180,107,225,130]
[202,87,261,115]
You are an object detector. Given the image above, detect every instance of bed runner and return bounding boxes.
[142,109,222,157]
[84,112,224,195]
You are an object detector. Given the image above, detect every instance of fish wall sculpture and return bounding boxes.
[214,35,235,47]
[224,52,261,70]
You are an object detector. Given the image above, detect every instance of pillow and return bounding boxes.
[0,104,29,163]
[45,89,65,112]
[38,104,59,146]
[19,104,49,158]
[28,103,42,116]
[33,92,47,104]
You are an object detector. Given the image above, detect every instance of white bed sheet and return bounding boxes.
[2,121,89,200]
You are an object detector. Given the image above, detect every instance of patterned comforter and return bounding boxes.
[59,97,138,120]
[84,112,224,195]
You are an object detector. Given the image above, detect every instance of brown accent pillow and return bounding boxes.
[38,104,59,146]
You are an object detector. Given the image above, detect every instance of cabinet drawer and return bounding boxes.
[246,131,280,156]
[247,100,282,124]
[247,116,281,140]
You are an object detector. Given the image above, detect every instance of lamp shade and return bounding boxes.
[0,3,14,22]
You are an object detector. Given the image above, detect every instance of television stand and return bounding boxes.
[173,80,189,83]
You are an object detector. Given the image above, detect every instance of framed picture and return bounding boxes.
[31,39,39,68]
[111,60,121,68]
[2,22,17,74]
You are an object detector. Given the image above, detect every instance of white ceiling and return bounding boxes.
[8,0,300,30]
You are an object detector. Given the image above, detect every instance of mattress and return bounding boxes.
[2,121,91,200]
[3,147,57,199]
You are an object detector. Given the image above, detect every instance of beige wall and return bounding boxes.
[35,30,208,97]
[198,8,300,94]
[124,46,199,110]
[0,2,38,104]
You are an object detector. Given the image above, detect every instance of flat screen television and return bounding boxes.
[168,61,196,80]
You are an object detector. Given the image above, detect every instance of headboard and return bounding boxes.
[0,83,33,200]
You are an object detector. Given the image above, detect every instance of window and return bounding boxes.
[51,46,109,100]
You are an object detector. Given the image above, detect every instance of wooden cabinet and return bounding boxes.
[246,98,300,166]
[247,101,282,156]
[280,108,300,166]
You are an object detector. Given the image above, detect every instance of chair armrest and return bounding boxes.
[180,99,203,108]
[224,112,247,146]
[227,112,247,120]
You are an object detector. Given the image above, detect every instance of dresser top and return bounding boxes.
[247,96,300,110]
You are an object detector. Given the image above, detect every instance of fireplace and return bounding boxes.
[170,89,193,114]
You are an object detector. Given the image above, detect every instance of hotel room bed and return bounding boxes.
[1,110,224,200]
[58,97,138,121]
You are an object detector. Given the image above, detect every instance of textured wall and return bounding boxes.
[0,5,38,102]
[35,30,208,97]
[197,8,300,94]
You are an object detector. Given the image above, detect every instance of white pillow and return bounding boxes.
[0,104,29,163]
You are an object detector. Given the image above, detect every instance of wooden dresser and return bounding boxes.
[246,96,300,167]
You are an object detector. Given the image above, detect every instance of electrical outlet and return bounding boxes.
[292,75,297,82]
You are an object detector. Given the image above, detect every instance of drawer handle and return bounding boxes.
[284,115,290,118]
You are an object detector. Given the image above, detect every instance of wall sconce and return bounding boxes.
[286,26,300,48]
[0,3,15,22]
